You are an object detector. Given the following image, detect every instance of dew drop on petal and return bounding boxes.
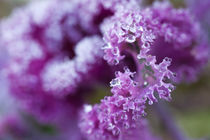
[164,57,172,62]
[111,47,120,56]
[110,78,121,87]
[129,25,136,33]
[139,26,144,32]
[112,127,120,136]
[125,34,136,43]
[143,81,148,87]
[102,43,112,50]
[121,23,129,31]
[148,100,153,105]
[84,105,92,113]
[123,122,130,129]
[113,59,119,65]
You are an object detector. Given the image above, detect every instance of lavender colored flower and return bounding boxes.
[79,102,159,140]
[101,1,208,83]
[186,0,210,37]
[0,0,115,126]
[79,1,209,139]
[101,0,142,11]
[147,1,209,82]
[101,3,175,104]
[79,67,171,139]
[0,76,28,140]
[0,116,29,139]
[42,36,104,96]
[2,0,208,139]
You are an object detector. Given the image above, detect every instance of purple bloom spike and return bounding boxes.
[79,1,209,138]
[101,1,208,83]
[79,101,159,140]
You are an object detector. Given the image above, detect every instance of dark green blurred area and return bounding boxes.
[172,67,210,139]
[0,0,26,18]
[0,0,210,139]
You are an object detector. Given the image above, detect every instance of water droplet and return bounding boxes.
[142,42,150,48]
[84,105,92,113]
[121,23,129,31]
[143,81,148,87]
[102,43,112,50]
[123,122,130,129]
[104,96,109,100]
[125,34,136,43]
[123,66,130,72]
[115,71,119,76]
[164,57,172,62]
[134,14,142,22]
[132,114,141,120]
[113,59,119,65]
[110,78,121,87]
[139,26,144,32]
[137,54,141,59]
[112,127,120,136]
[144,73,149,78]
[142,96,147,101]
[121,114,128,120]
[133,81,138,86]
[108,123,114,130]
[142,112,146,117]
[168,86,174,92]
[129,25,136,33]
[148,100,153,105]
[111,47,120,56]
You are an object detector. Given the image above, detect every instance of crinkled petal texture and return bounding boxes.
[146,1,209,82]
[41,36,104,96]
[0,0,117,126]
[186,0,210,35]
[79,102,159,140]
[79,67,170,139]
[79,1,209,139]
[101,0,142,11]
[2,0,209,140]
[101,2,176,104]
[101,1,209,83]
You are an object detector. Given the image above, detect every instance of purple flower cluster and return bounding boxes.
[0,0,209,140]
[79,1,209,140]
[0,0,114,125]
[186,0,210,29]
[80,103,158,140]
[101,1,208,83]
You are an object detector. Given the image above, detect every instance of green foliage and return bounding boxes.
[177,110,210,138]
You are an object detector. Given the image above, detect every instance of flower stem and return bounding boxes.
[154,102,189,140]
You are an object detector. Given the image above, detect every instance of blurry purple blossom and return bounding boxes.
[0,0,114,129]
[186,0,210,36]
[101,1,209,83]
[0,0,209,140]
[79,102,159,140]
[79,1,209,139]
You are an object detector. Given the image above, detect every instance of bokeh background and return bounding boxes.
[0,0,210,140]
